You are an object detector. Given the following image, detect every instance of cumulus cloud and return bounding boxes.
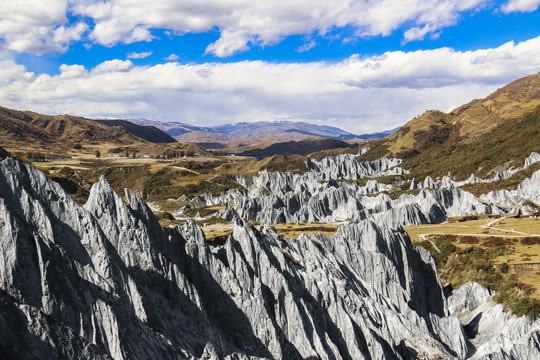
[1,37,539,133]
[127,51,153,59]
[93,59,134,73]
[0,0,87,54]
[70,0,491,57]
[3,1,533,56]
[501,0,540,13]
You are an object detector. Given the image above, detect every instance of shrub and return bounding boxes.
[521,237,540,245]
[511,297,540,318]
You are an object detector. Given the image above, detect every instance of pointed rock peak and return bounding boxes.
[0,157,64,199]
[124,188,160,226]
[0,157,22,178]
[220,207,241,224]
[179,219,206,246]
[94,175,115,194]
[200,342,222,360]
[84,175,121,211]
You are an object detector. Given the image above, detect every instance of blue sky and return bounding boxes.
[1,1,540,133]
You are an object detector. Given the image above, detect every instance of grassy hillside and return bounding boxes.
[360,104,540,181]
[398,106,540,180]
[406,217,540,317]
[216,155,309,176]
[94,119,177,143]
[360,73,540,180]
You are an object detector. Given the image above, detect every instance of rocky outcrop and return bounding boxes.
[447,282,493,317]
[307,155,408,181]
[457,301,540,359]
[480,169,540,215]
[191,152,540,224]
[446,283,540,359]
[410,152,540,190]
[4,157,536,359]
[219,179,501,225]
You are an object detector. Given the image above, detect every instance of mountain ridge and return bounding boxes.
[131,118,392,143]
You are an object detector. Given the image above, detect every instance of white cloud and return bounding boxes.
[164,54,179,61]
[127,51,153,59]
[501,0,540,13]
[93,59,133,73]
[1,37,539,133]
[71,0,491,57]
[1,1,531,56]
[59,64,88,78]
[0,0,87,54]
[0,58,35,85]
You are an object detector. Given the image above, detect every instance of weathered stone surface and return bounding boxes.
[193,153,540,225]
[1,157,539,359]
[307,154,408,181]
[447,282,492,317]
[459,301,540,360]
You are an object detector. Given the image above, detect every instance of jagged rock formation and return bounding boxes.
[187,152,402,218]
[216,174,502,225]
[447,283,540,360]
[410,152,540,190]
[190,152,540,224]
[307,154,408,181]
[480,169,540,215]
[2,157,537,359]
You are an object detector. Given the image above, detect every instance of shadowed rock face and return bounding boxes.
[0,157,539,359]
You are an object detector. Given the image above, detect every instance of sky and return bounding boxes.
[0,1,539,134]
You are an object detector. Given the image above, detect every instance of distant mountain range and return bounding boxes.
[130,119,394,144]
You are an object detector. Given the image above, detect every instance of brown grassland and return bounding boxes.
[405,217,540,317]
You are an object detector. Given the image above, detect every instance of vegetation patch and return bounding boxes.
[414,232,540,318]
[521,237,540,245]
[447,214,501,223]
[405,107,540,180]
[308,145,363,161]
[273,223,340,238]
[356,139,390,162]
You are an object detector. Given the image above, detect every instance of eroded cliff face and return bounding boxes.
[1,157,539,359]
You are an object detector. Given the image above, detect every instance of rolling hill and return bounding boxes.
[0,106,146,153]
[94,119,177,143]
[0,106,213,160]
[238,137,357,158]
[360,72,540,180]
